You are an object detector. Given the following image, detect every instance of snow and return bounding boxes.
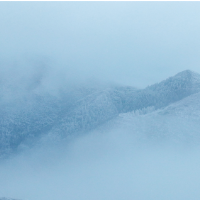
[1,70,200,200]
[1,70,200,157]
[99,90,200,145]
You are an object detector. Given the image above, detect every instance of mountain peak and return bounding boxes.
[149,69,200,91]
[174,69,200,79]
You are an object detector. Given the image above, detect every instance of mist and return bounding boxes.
[1,129,200,200]
[1,2,200,87]
[1,2,200,200]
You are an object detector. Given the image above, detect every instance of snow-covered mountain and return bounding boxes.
[99,90,200,144]
[1,70,200,157]
[123,69,200,112]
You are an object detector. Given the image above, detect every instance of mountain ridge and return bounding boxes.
[1,70,200,157]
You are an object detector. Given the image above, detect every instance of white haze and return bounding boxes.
[1,2,200,87]
[1,130,200,200]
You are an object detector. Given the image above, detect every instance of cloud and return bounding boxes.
[1,129,200,200]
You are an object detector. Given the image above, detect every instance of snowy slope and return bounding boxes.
[158,91,200,118]
[0,86,110,156]
[48,86,137,138]
[48,70,200,139]
[49,70,200,139]
[99,91,200,144]
[123,70,200,112]
[1,70,200,157]
[0,84,137,156]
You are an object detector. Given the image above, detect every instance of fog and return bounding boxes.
[1,2,200,87]
[1,2,200,200]
[1,130,200,200]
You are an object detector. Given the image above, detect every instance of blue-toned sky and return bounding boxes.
[1,2,200,88]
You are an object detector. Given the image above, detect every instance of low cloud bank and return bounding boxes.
[1,129,200,200]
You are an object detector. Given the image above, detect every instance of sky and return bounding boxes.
[1,2,200,88]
